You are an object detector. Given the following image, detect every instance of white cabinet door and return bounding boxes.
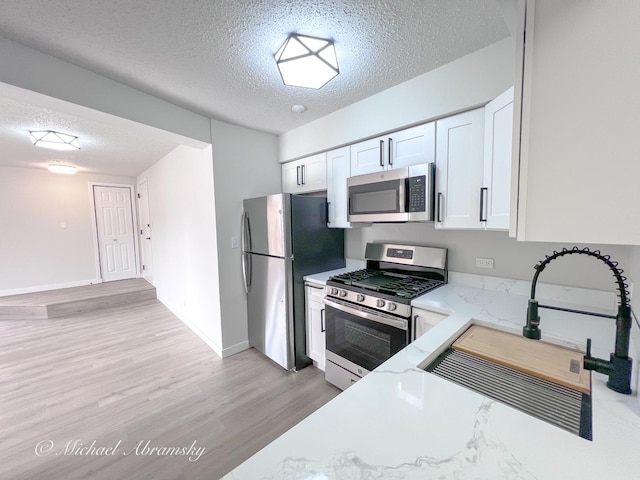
[388,122,435,169]
[412,308,448,341]
[305,284,326,371]
[435,108,485,230]
[282,153,327,194]
[483,87,514,231]
[326,146,351,228]
[300,152,327,193]
[513,1,640,244]
[350,136,386,176]
[282,160,303,193]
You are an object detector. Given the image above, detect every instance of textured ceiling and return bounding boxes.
[0,0,510,135]
[0,86,189,177]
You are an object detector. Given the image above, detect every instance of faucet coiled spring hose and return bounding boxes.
[530,246,630,307]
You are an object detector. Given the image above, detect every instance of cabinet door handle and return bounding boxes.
[320,308,326,332]
[296,165,301,185]
[379,139,384,167]
[436,192,443,222]
[301,164,305,184]
[326,201,331,224]
[479,187,488,222]
[388,137,393,166]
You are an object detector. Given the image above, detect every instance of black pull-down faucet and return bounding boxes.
[522,247,633,394]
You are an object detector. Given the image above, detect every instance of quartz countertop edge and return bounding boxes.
[225,271,640,480]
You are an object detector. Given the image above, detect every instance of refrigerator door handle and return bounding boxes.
[241,210,252,252]
[241,252,250,293]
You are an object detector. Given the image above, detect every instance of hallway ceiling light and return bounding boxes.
[30,130,80,151]
[275,34,339,89]
[48,164,77,175]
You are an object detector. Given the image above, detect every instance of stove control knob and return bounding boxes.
[329,288,339,296]
[338,289,348,298]
[388,303,397,312]
[356,294,365,302]
[376,299,386,308]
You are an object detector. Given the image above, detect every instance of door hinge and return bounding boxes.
[137,193,141,199]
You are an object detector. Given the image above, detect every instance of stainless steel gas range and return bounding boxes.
[323,243,448,390]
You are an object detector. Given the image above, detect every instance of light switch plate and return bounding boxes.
[231,236,240,249]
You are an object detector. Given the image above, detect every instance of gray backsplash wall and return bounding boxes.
[345,223,637,296]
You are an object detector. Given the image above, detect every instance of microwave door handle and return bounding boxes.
[398,179,406,213]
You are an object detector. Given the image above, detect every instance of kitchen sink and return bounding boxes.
[423,326,593,440]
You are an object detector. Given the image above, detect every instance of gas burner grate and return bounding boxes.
[329,269,379,285]
[381,278,444,298]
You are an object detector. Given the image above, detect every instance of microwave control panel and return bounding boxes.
[407,176,426,212]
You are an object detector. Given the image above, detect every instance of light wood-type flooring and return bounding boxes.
[0,279,157,319]
[0,298,340,479]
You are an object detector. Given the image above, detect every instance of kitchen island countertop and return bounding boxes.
[224,272,640,479]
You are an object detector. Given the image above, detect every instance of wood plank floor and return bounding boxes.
[0,279,157,320]
[0,299,340,480]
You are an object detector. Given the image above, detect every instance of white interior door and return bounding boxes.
[93,186,137,282]
[137,180,153,282]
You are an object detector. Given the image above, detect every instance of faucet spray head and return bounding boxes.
[523,299,542,340]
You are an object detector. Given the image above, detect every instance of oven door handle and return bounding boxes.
[323,298,408,331]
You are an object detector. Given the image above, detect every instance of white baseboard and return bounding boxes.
[156,295,224,359]
[0,278,103,297]
[221,340,250,358]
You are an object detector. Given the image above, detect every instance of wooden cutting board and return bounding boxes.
[452,325,590,394]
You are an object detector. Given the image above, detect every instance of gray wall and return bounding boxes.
[210,119,281,355]
[346,224,636,294]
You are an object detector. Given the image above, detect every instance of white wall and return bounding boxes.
[210,119,281,355]
[0,36,211,144]
[279,38,515,162]
[138,144,223,352]
[0,166,135,295]
[346,224,635,295]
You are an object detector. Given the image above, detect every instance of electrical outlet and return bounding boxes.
[231,236,240,249]
[476,257,495,269]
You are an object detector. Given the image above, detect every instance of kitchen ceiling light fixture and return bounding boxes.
[275,34,339,89]
[30,130,80,151]
[47,164,77,175]
[291,104,307,113]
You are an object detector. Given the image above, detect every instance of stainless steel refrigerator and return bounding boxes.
[242,193,345,370]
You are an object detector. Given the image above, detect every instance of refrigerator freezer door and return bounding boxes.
[247,253,293,370]
[242,194,288,258]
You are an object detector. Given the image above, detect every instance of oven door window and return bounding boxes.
[325,304,408,372]
[349,179,402,215]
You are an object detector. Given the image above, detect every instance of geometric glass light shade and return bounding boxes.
[47,164,77,175]
[275,34,339,89]
[30,130,80,151]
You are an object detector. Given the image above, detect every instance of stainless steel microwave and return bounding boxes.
[347,163,436,223]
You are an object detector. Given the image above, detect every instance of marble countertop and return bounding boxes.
[225,272,640,480]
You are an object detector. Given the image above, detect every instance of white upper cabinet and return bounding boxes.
[281,152,327,194]
[483,87,514,231]
[512,0,640,244]
[350,123,435,177]
[435,108,485,229]
[350,136,387,176]
[326,146,351,228]
[387,123,435,169]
